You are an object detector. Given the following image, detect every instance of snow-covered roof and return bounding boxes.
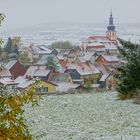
[5,60,17,69]
[15,76,26,83]
[0,67,11,77]
[87,42,104,47]
[56,82,80,92]
[15,76,36,89]
[67,62,100,75]
[104,43,118,50]
[100,74,109,82]
[50,73,71,84]
[17,79,35,89]
[24,66,47,77]
[34,69,50,77]
[24,66,37,77]
[101,55,119,62]
[37,55,59,65]
[80,52,95,62]
[96,65,110,75]
[0,78,18,85]
[57,54,64,60]
[38,46,52,53]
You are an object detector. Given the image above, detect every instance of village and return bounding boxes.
[0,12,123,94]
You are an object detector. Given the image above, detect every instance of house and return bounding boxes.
[37,45,52,57]
[67,48,81,62]
[0,78,18,92]
[59,60,69,72]
[5,60,27,79]
[37,55,64,72]
[96,64,117,89]
[66,62,101,84]
[49,72,73,84]
[56,82,80,92]
[51,49,59,56]
[24,65,53,81]
[0,66,11,78]
[99,69,117,89]
[36,80,57,94]
[76,51,96,64]
[83,42,106,55]
[96,55,120,65]
[15,76,57,93]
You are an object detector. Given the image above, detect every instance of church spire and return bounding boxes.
[106,10,117,41]
[107,10,115,31]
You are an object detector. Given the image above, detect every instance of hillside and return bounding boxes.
[24,92,140,140]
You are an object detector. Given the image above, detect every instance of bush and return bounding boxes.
[83,84,92,92]
[116,39,140,99]
[50,41,72,49]
[0,83,40,139]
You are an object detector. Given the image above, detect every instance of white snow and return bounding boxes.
[24,92,140,140]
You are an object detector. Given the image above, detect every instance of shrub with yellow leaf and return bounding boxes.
[0,83,40,140]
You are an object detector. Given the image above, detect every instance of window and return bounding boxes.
[42,87,48,93]
[36,87,48,93]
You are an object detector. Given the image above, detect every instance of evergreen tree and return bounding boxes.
[4,37,13,54]
[116,38,140,98]
[14,44,19,54]
[46,55,59,70]
[0,46,3,56]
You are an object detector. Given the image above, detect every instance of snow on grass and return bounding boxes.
[24,92,140,140]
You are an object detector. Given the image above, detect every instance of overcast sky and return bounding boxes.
[0,0,140,30]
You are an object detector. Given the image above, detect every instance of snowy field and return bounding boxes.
[24,92,140,140]
[1,23,140,46]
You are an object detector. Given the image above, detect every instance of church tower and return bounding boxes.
[106,11,117,41]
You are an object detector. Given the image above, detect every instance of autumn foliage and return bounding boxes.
[0,84,40,140]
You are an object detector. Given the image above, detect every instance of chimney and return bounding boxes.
[82,66,84,71]
[11,72,15,80]
[26,75,28,79]
[28,76,32,80]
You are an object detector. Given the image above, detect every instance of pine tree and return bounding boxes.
[46,55,59,70]
[116,38,140,99]
[4,37,13,54]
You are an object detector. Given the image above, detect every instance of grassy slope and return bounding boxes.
[24,92,140,140]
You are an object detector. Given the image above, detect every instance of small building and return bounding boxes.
[97,64,117,89]
[0,78,18,92]
[96,55,119,65]
[24,65,53,81]
[0,66,11,78]
[5,60,27,79]
[49,72,73,84]
[35,81,57,94]
[66,62,101,84]
[76,51,96,64]
[56,82,80,92]
[15,76,57,94]
[67,48,81,62]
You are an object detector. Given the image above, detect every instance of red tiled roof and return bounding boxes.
[59,60,69,70]
[68,49,78,58]
[68,62,100,75]
[86,45,105,50]
[88,36,108,40]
